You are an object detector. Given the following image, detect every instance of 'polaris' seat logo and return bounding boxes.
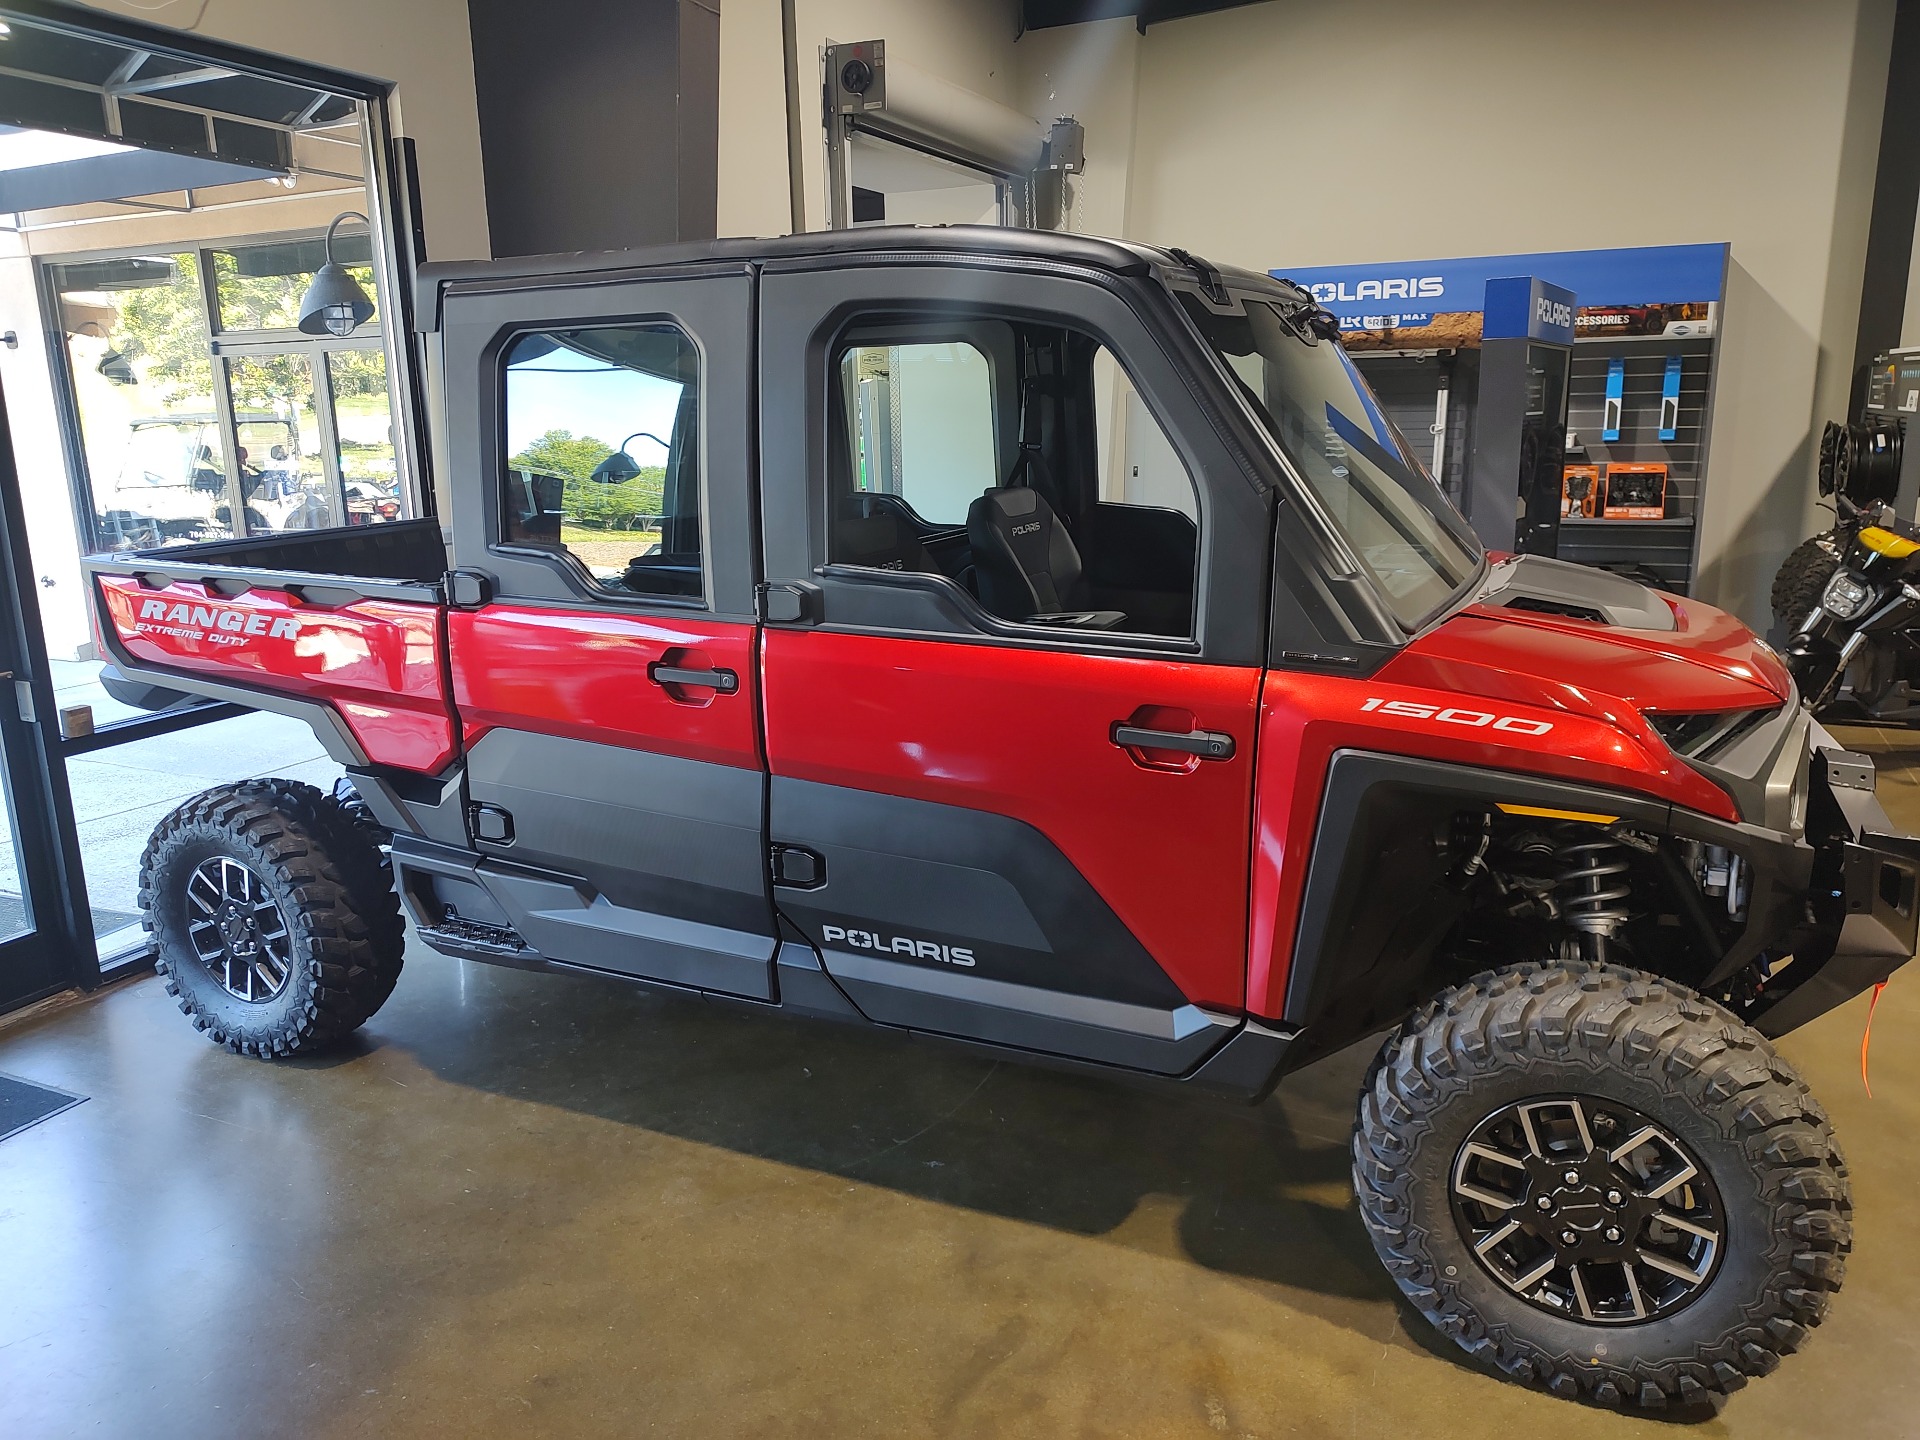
[823,923,975,967]
[1360,697,1553,735]
[1009,521,1041,537]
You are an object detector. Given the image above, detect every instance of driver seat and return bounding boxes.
[967,486,1089,620]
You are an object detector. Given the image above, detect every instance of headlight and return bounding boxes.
[1822,572,1873,620]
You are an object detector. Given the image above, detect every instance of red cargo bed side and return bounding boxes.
[93,573,456,774]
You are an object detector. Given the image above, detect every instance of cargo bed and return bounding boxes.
[82,520,458,773]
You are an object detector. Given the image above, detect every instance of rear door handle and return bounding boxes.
[649,664,739,694]
[1111,723,1235,760]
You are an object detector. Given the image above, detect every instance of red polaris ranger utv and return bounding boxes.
[84,230,1916,1410]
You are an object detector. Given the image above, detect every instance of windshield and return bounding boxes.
[1180,290,1483,628]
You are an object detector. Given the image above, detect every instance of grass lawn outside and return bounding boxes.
[562,525,661,572]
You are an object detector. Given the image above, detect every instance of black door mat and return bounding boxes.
[0,895,143,939]
[0,1071,86,1142]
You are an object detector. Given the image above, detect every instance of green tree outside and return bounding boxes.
[509,427,666,531]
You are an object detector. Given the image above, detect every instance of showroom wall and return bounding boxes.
[1117,0,1896,628]
[716,0,1900,630]
[718,0,1026,237]
[468,0,719,254]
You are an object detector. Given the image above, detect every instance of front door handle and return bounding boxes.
[649,663,739,694]
[1111,722,1234,761]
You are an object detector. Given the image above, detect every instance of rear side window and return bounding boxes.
[501,324,704,601]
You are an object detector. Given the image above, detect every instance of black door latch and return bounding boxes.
[770,843,826,888]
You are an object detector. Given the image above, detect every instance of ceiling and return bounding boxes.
[1021,0,1269,32]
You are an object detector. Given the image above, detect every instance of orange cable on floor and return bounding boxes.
[1862,981,1890,1098]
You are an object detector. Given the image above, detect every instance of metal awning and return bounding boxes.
[0,10,362,214]
[0,123,274,210]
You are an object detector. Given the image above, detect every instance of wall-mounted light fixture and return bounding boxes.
[297,210,376,337]
[75,321,135,384]
[590,431,669,484]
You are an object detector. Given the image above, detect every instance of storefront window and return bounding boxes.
[226,354,330,532]
[328,349,402,524]
[50,235,406,553]
[52,253,234,550]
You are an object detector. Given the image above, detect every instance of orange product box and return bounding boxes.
[1561,464,1600,518]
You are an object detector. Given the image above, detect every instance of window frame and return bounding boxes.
[759,261,1279,666]
[441,266,755,621]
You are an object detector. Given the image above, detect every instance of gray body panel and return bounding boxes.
[464,728,777,998]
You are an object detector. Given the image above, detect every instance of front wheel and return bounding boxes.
[1770,533,1841,632]
[1354,963,1850,1409]
[140,779,404,1058]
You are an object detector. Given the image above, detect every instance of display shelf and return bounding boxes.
[1559,516,1695,528]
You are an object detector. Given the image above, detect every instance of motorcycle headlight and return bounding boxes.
[1822,572,1873,620]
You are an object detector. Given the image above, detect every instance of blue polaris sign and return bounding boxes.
[1483,276,1577,344]
[1274,242,1726,332]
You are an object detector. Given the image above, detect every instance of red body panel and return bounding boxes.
[102,560,1791,1037]
[1447,592,1791,710]
[449,605,762,771]
[760,628,1261,1010]
[95,575,455,772]
[1243,596,1780,1020]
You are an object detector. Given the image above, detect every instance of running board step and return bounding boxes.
[418,909,533,960]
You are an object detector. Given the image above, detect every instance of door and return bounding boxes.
[436,265,777,999]
[756,260,1275,1074]
[0,378,90,1012]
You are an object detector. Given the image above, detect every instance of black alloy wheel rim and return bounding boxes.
[184,856,295,1003]
[1449,1095,1724,1325]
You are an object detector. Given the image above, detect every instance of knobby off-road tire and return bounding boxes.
[1769,533,1841,632]
[140,779,404,1059]
[1354,963,1850,1410]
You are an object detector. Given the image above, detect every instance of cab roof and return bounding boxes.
[412,225,1287,330]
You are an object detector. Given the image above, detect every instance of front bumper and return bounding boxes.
[1749,747,1920,1036]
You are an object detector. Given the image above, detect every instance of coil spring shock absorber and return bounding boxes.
[1557,834,1632,961]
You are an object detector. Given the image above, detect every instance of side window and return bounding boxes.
[838,340,997,525]
[828,317,1201,639]
[501,324,703,601]
[1092,347,1199,521]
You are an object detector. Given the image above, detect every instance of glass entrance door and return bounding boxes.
[0,378,90,1012]
[0,733,34,948]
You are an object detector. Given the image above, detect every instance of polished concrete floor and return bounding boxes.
[3,740,1920,1436]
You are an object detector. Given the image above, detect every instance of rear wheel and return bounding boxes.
[140,779,404,1058]
[1354,962,1850,1409]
